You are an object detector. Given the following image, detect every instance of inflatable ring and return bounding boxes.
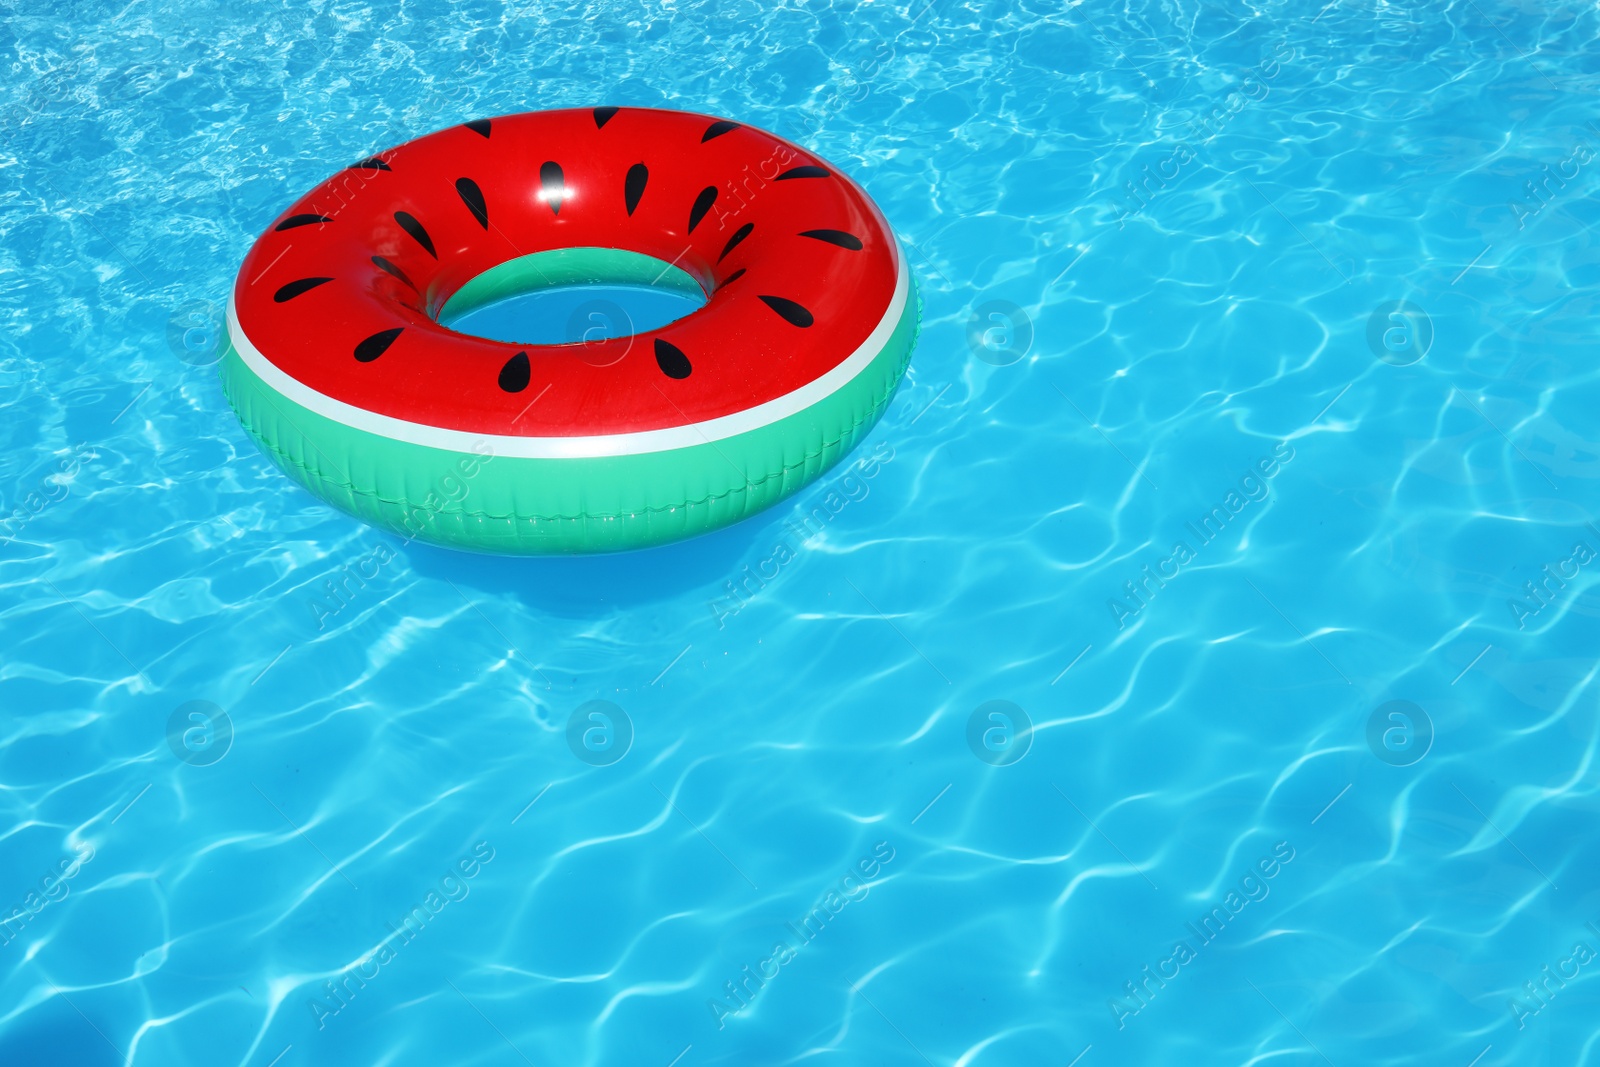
[220,107,919,554]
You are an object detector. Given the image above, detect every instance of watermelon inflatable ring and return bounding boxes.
[219,107,919,554]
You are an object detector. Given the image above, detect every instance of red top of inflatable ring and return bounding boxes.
[230,107,901,438]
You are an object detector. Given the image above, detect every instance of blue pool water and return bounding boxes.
[446,283,707,346]
[3,1,1600,1065]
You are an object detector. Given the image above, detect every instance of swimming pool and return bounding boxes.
[2,0,1598,1064]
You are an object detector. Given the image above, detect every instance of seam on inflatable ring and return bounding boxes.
[231,313,917,526]
[239,378,895,522]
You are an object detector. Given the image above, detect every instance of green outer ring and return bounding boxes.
[218,271,920,555]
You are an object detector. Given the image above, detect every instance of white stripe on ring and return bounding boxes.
[226,245,908,460]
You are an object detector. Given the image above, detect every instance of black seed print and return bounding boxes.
[540,161,565,215]
[354,327,403,362]
[275,213,333,231]
[719,268,746,288]
[758,295,813,327]
[688,186,717,233]
[394,211,436,257]
[349,156,392,172]
[273,277,333,302]
[464,118,491,138]
[717,223,753,263]
[799,229,863,250]
[594,106,620,128]
[774,165,829,180]
[625,163,648,216]
[371,256,417,290]
[654,338,691,379]
[702,119,740,142]
[498,351,531,393]
[456,178,489,229]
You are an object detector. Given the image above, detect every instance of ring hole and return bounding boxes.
[437,248,708,346]
[447,284,706,345]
